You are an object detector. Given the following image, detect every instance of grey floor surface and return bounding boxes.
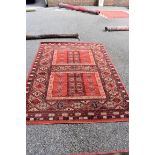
[26,5,129,155]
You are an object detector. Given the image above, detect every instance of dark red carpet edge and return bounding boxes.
[26,42,129,125]
[68,150,128,155]
[27,118,128,125]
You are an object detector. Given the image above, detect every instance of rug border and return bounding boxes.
[68,149,128,155]
[101,43,129,97]
[26,42,129,125]
[26,118,128,125]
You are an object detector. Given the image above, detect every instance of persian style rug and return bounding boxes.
[99,11,129,19]
[26,42,129,125]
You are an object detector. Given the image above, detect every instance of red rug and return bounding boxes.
[99,11,129,19]
[68,150,128,155]
[26,42,129,125]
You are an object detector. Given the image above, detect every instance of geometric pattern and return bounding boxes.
[99,11,129,19]
[26,42,129,124]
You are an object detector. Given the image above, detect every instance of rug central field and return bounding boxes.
[26,42,129,124]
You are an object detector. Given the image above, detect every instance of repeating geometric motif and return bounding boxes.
[26,42,129,124]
